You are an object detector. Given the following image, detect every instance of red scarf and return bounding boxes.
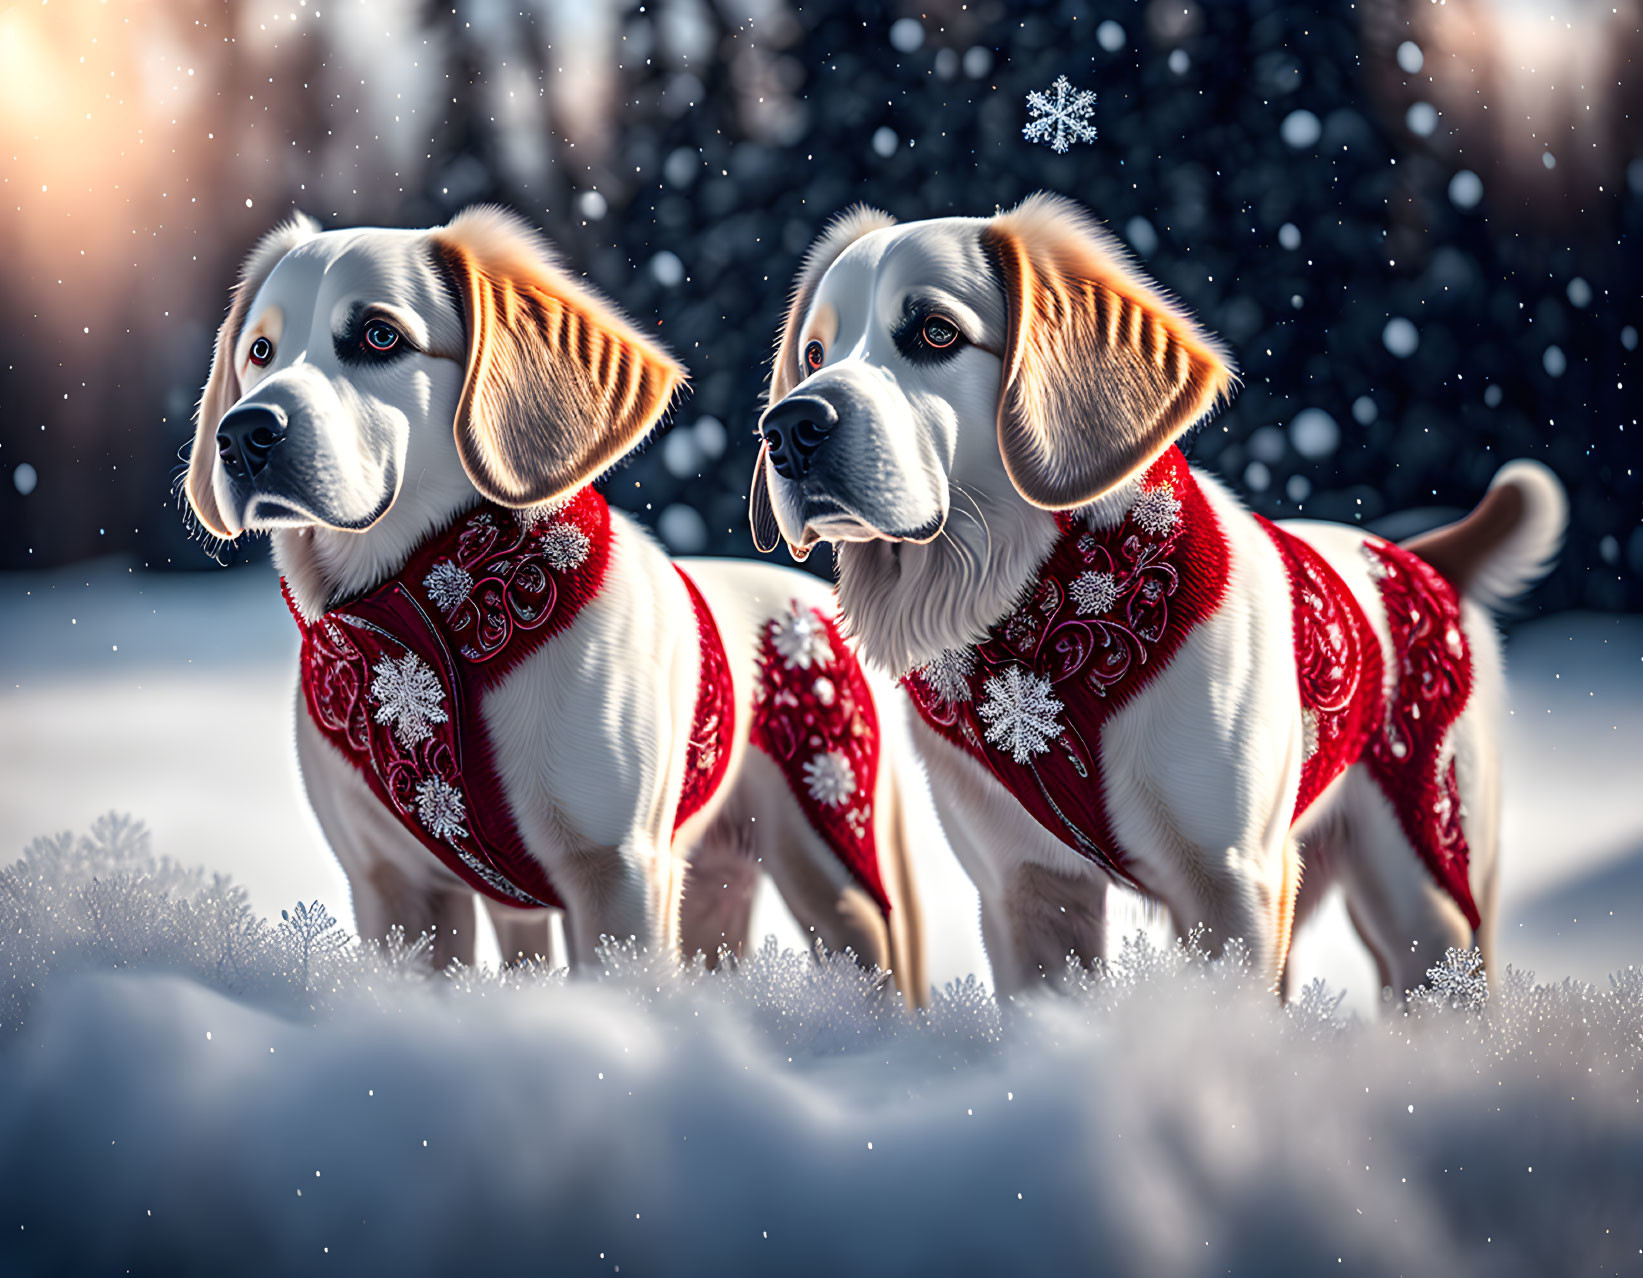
[286,490,888,915]
[904,448,1478,925]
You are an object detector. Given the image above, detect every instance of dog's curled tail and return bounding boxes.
[1403,460,1568,614]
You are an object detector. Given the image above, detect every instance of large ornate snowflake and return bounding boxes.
[540,520,591,572]
[770,604,833,670]
[415,775,469,841]
[370,652,448,747]
[422,559,473,612]
[978,665,1065,763]
[1070,569,1120,617]
[1023,75,1098,154]
[802,750,857,807]
[916,646,976,707]
[1130,483,1183,537]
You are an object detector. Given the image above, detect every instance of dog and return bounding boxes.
[183,207,925,1001]
[751,192,1565,998]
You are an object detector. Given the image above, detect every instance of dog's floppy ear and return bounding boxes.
[431,207,686,508]
[981,193,1237,510]
[768,204,897,405]
[187,214,321,537]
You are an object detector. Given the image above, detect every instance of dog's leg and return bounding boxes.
[347,858,476,969]
[486,903,557,968]
[876,751,928,1008]
[990,861,1108,993]
[1332,768,1478,999]
[553,835,669,967]
[679,823,762,966]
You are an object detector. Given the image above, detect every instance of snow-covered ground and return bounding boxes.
[1,560,1639,1273]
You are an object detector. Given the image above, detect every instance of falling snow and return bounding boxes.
[1022,75,1098,154]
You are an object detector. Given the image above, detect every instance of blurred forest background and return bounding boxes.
[1,0,1638,611]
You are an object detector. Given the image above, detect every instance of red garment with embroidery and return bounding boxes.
[750,603,888,912]
[903,448,1226,886]
[286,490,735,910]
[902,448,1479,926]
[1256,517,1385,819]
[1363,539,1478,927]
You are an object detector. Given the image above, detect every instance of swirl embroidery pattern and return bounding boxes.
[903,447,1229,884]
[1257,516,1384,819]
[1363,538,1479,928]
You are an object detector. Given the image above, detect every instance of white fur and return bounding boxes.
[193,219,926,995]
[760,211,1565,997]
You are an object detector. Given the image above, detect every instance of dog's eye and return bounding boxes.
[921,315,959,350]
[804,340,825,373]
[364,320,401,354]
[248,336,274,367]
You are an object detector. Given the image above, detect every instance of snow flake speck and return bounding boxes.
[422,560,473,612]
[770,605,833,670]
[1070,570,1120,617]
[1130,484,1182,537]
[802,750,857,808]
[1022,75,1098,154]
[369,652,448,747]
[540,521,591,572]
[977,665,1064,764]
[415,776,469,842]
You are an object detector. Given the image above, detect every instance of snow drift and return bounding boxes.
[0,816,1639,1276]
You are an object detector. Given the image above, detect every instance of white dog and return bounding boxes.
[752,192,1565,997]
[184,208,925,1000]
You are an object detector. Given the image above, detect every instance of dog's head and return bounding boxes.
[185,208,685,540]
[752,193,1236,557]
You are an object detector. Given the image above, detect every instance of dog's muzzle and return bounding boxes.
[217,403,288,482]
[759,394,838,480]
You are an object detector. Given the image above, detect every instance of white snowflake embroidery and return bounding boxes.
[422,560,473,612]
[415,776,469,841]
[370,652,448,747]
[802,750,857,808]
[812,676,837,707]
[978,665,1065,764]
[1070,570,1120,617]
[540,521,591,572]
[916,647,976,707]
[1022,74,1098,154]
[1129,483,1183,537]
[770,605,833,670]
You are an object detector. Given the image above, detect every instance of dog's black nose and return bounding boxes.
[760,395,839,481]
[216,404,287,481]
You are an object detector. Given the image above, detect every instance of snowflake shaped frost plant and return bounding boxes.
[978,665,1065,763]
[1023,75,1098,154]
[370,652,448,747]
[770,605,833,670]
[802,750,857,807]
